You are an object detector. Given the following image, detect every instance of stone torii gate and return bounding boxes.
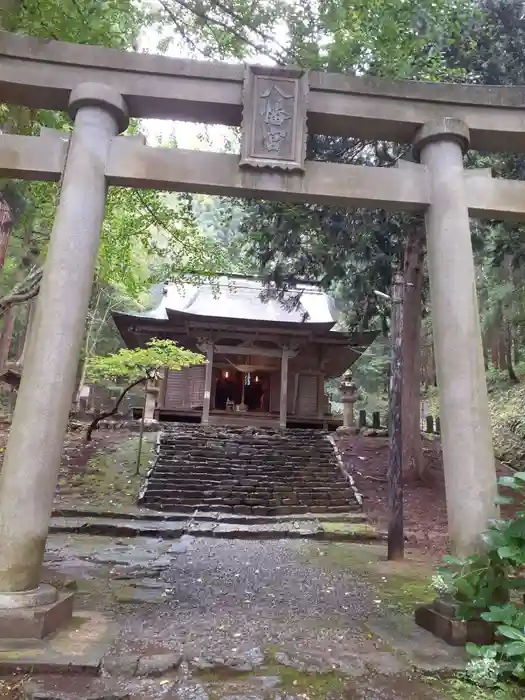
[0,30,521,632]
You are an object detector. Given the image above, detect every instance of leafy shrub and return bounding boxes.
[437,472,525,685]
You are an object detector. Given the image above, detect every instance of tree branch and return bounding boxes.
[0,266,43,318]
[85,376,147,442]
[160,0,287,64]
[204,0,291,62]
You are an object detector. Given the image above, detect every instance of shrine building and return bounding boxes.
[113,276,376,429]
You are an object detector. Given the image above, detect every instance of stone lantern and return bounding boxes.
[143,371,162,424]
[336,370,359,435]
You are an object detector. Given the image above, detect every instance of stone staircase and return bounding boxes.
[138,425,360,515]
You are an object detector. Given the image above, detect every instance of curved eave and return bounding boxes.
[113,310,379,365]
[165,308,336,333]
[112,311,169,348]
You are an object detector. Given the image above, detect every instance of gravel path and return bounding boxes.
[115,538,377,659]
[40,535,457,699]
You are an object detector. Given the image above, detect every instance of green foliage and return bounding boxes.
[318,0,473,80]
[156,0,525,409]
[488,367,525,467]
[2,0,145,47]
[0,0,150,309]
[192,195,251,274]
[442,676,522,700]
[153,0,474,78]
[87,339,204,385]
[100,188,229,298]
[437,473,525,686]
[0,0,232,370]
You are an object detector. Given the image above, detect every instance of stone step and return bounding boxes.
[144,469,347,489]
[144,476,350,489]
[152,467,342,478]
[159,441,330,455]
[146,478,350,490]
[141,499,354,511]
[142,486,354,499]
[141,486,354,499]
[157,451,335,458]
[151,459,339,474]
[139,425,358,516]
[158,446,335,455]
[156,453,335,463]
[154,458,339,468]
[138,499,356,515]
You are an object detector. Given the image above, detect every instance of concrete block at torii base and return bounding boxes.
[415,601,495,647]
[0,611,116,675]
[0,591,74,640]
[336,426,359,436]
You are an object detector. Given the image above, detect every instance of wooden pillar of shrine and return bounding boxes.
[279,347,289,429]
[202,342,214,425]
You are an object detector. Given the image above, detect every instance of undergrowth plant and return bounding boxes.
[435,472,525,686]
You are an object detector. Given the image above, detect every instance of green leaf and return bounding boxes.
[502,640,525,657]
[506,519,525,538]
[481,529,507,549]
[497,545,521,560]
[495,495,515,506]
[497,625,525,642]
[455,578,476,599]
[441,555,465,567]
[466,642,488,657]
[507,578,525,590]
[482,607,509,623]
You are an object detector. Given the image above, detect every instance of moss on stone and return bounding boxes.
[320,521,378,536]
[263,661,346,698]
[303,542,433,613]
[59,434,155,510]
[193,666,254,682]
[193,651,348,699]
[436,677,522,700]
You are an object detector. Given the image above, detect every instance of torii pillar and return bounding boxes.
[0,83,128,634]
[413,118,498,557]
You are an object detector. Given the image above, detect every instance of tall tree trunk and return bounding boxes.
[506,321,519,383]
[498,311,507,370]
[481,327,489,370]
[420,323,434,389]
[402,220,425,480]
[16,300,34,367]
[0,212,12,270]
[0,307,15,374]
[514,337,521,365]
[503,254,519,383]
[73,354,89,414]
[388,271,404,560]
[491,339,498,369]
[0,192,14,374]
[73,287,104,413]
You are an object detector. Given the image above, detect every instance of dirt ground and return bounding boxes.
[338,434,516,559]
[0,423,154,511]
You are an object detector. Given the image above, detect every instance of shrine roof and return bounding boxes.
[117,276,344,329]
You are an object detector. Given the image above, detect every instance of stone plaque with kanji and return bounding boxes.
[240,65,308,172]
